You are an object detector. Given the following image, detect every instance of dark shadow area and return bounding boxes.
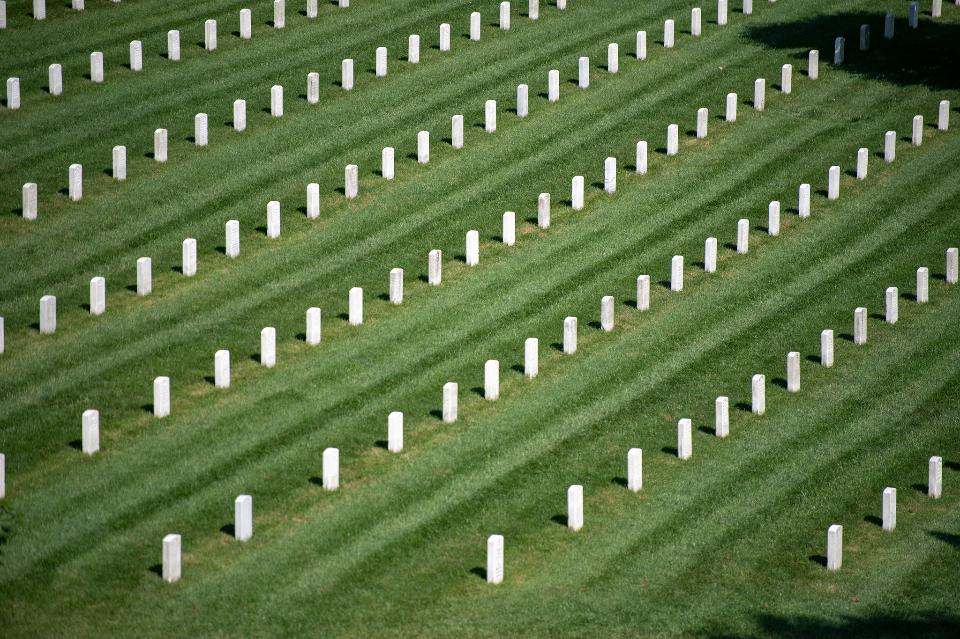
[195,41,205,50]
[911,482,928,494]
[416,274,429,283]
[231,31,241,38]
[661,446,678,456]
[549,342,564,352]
[144,152,155,160]
[336,312,349,321]
[297,205,308,216]
[590,181,605,191]
[864,514,883,528]
[224,120,234,128]
[148,563,163,577]
[215,245,226,254]
[254,226,267,236]
[771,377,788,389]
[612,477,628,488]
[68,439,82,451]
[204,375,216,386]
[928,530,960,548]
[510,364,525,374]
[697,425,715,436]
[945,460,960,472]
[587,320,602,330]
[808,554,827,567]
[838,332,855,342]
[29,322,40,331]
[249,353,261,364]
[429,409,443,420]
[141,403,154,414]
[744,12,960,92]
[902,292,918,301]
[453,254,467,263]
[470,386,485,398]
[376,292,390,301]
[125,284,137,293]
[80,303,90,311]
[623,299,637,308]
[373,439,389,450]
[550,514,568,527]
[171,266,183,274]
[723,242,737,251]
[185,136,196,143]
[295,332,306,342]
[469,566,487,580]
[220,524,235,538]
[658,279,671,290]
[334,186,346,195]
[734,401,752,413]
[806,354,822,364]
[308,476,324,486]
[712,611,960,639]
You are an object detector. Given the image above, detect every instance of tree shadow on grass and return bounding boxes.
[743,12,960,92]
[709,611,960,639]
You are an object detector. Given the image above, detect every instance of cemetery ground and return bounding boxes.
[1,0,959,636]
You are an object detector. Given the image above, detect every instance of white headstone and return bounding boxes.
[808,49,819,79]
[322,447,339,490]
[912,115,923,146]
[884,130,896,162]
[696,107,708,139]
[214,349,230,388]
[607,43,619,73]
[168,30,181,61]
[884,12,895,39]
[309,0,320,18]
[162,534,181,582]
[933,0,942,18]
[487,535,504,584]
[754,78,765,111]
[571,175,584,210]
[22,182,37,220]
[627,448,642,491]
[307,183,320,217]
[854,307,867,344]
[736,218,749,254]
[637,274,650,310]
[499,1,510,30]
[636,30,647,60]
[305,307,322,345]
[567,485,584,531]
[752,373,765,415]
[667,124,679,155]
[375,46,387,77]
[205,19,218,51]
[671,255,683,291]
[155,128,168,162]
[517,83,528,118]
[548,69,560,102]
[834,37,844,65]
[428,249,442,286]
[90,276,106,315]
[0,1,6,29]
[885,286,898,324]
[908,2,918,28]
[240,8,251,38]
[40,295,57,335]
[636,140,648,175]
[743,0,752,15]
[0,453,4,499]
[725,92,738,122]
[182,239,197,277]
[856,147,868,180]
[90,52,104,83]
[882,487,896,531]
[691,7,702,36]
[274,0,285,28]
[348,286,363,325]
[260,327,276,368]
[857,22,870,54]
[502,211,516,246]
[600,295,614,332]
[524,337,538,378]
[442,382,458,422]
[112,145,126,181]
[195,113,208,146]
[827,165,840,200]
[452,114,464,149]
[136,257,152,296]
[466,230,480,266]
[528,0,539,19]
[768,201,780,237]
[154,376,170,417]
[345,164,358,198]
[33,0,45,20]
[408,34,420,64]
[485,360,500,400]
[664,19,675,48]
[417,130,430,164]
[827,524,842,570]
[68,163,83,201]
[389,268,403,304]
[578,57,589,89]
[917,267,929,303]
[939,100,950,131]
[130,40,143,72]
[781,63,792,94]
[787,351,800,392]
[388,411,403,452]
[718,0,728,25]
[271,85,283,117]
[381,147,395,180]
[538,193,551,228]
[82,409,99,455]
[604,157,617,193]
[705,237,717,273]
[341,58,354,90]
[233,99,246,131]
[49,64,63,96]
[678,418,692,460]
[226,219,240,258]
[235,495,253,541]
[339,0,348,7]
[715,396,729,438]
[799,183,810,218]
[563,316,577,354]
[947,248,958,285]
[929,456,942,498]
[821,329,834,367]
[470,11,481,40]
[439,23,450,51]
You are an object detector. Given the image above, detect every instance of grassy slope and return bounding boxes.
[0,0,958,636]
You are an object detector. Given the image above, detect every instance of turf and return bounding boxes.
[1,0,959,636]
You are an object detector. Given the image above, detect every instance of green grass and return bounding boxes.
[1,0,959,636]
